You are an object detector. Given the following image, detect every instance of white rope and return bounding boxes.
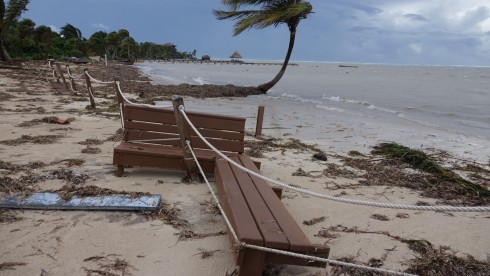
[66,66,83,80]
[68,78,77,93]
[179,106,490,213]
[119,103,125,130]
[33,67,49,80]
[84,70,113,84]
[87,86,96,102]
[115,81,172,108]
[186,140,415,276]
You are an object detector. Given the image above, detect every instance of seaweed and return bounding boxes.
[0,262,27,271]
[54,185,148,201]
[303,216,326,226]
[0,134,63,145]
[0,210,23,223]
[372,143,490,197]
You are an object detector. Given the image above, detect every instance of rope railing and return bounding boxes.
[115,81,172,108]
[66,66,84,80]
[185,140,415,276]
[84,70,113,84]
[179,105,490,213]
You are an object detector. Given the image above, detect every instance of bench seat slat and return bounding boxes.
[125,130,180,145]
[215,159,263,246]
[238,155,314,252]
[190,137,244,153]
[188,113,245,132]
[229,156,289,249]
[125,121,179,134]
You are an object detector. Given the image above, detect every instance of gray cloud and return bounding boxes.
[403,14,428,22]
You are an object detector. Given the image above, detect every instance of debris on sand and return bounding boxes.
[372,142,490,197]
[0,262,27,271]
[83,255,135,276]
[81,147,101,154]
[0,210,23,223]
[303,216,326,226]
[0,134,63,145]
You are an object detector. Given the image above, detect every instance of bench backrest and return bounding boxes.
[122,103,245,154]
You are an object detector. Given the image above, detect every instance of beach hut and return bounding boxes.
[229,51,243,62]
[201,55,211,61]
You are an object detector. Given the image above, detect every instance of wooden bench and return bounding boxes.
[113,101,256,177]
[214,155,330,275]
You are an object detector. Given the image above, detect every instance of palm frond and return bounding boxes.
[215,1,312,35]
[1,0,30,32]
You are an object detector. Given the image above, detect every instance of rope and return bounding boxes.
[68,79,77,93]
[179,106,490,213]
[84,70,113,84]
[119,103,125,130]
[66,66,84,80]
[115,81,172,108]
[186,140,415,276]
[33,67,49,80]
[88,86,96,102]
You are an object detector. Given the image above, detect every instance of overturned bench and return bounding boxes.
[215,155,330,275]
[113,92,257,177]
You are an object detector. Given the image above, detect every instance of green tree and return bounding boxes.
[0,0,31,61]
[214,0,312,92]
[34,25,54,58]
[87,31,107,56]
[60,23,81,40]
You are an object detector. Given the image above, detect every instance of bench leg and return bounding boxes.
[116,165,124,177]
[238,248,266,276]
[272,187,283,200]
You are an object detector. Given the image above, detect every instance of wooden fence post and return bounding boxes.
[48,60,60,82]
[255,105,265,137]
[83,69,96,109]
[113,77,123,104]
[55,62,69,91]
[66,65,77,92]
[172,96,199,182]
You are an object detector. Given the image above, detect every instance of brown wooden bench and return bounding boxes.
[214,155,330,275]
[113,101,257,177]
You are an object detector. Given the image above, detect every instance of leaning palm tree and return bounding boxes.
[214,0,312,92]
[0,0,31,61]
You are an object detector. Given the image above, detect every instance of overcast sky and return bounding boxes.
[22,0,490,66]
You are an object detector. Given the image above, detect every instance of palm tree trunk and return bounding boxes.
[0,37,12,61]
[257,28,296,93]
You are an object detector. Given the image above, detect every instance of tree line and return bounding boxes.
[3,19,196,61]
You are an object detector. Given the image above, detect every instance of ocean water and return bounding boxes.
[133,61,490,162]
[136,61,489,141]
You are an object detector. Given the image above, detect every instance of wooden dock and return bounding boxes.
[141,59,298,66]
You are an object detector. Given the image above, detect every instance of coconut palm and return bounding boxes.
[214,0,312,92]
[0,0,31,61]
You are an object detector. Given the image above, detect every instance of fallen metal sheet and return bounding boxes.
[0,192,161,211]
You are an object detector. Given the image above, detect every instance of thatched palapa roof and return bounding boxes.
[229,51,242,59]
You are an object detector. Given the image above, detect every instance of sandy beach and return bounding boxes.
[1,61,489,275]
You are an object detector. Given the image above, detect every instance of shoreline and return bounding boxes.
[0,61,489,275]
